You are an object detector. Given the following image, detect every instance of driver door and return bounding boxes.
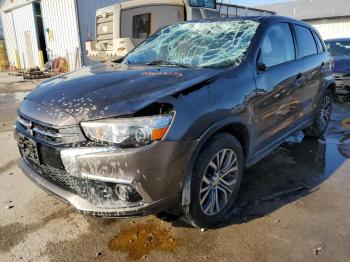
[254,22,303,151]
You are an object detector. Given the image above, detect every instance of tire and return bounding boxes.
[303,88,333,138]
[184,133,244,228]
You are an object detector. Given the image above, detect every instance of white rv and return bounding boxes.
[86,0,219,61]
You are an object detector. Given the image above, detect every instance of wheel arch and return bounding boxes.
[181,118,252,207]
[318,82,336,110]
[327,82,336,96]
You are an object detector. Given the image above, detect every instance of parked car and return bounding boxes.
[325,38,350,96]
[15,16,335,227]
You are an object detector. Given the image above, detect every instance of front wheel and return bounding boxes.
[184,133,244,228]
[303,89,333,138]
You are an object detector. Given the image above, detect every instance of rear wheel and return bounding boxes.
[303,89,333,138]
[184,133,244,228]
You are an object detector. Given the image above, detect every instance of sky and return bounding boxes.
[223,0,290,6]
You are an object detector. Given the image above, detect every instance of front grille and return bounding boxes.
[96,12,114,51]
[17,115,85,145]
[26,159,133,208]
[28,159,79,194]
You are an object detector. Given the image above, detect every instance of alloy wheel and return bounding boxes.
[199,149,238,216]
[318,94,332,131]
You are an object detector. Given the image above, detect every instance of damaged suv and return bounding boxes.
[16,16,335,227]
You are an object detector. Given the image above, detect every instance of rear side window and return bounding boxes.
[295,25,318,57]
[313,31,325,53]
[259,23,296,68]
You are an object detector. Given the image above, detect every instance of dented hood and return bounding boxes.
[25,63,221,122]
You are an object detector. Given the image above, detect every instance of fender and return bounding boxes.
[180,116,253,207]
[315,75,336,114]
[322,75,336,94]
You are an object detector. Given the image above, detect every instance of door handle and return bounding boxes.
[295,73,305,88]
[297,73,303,79]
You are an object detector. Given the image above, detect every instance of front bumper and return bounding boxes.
[17,131,196,217]
[20,159,166,217]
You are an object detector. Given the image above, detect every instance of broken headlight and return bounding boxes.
[81,115,173,147]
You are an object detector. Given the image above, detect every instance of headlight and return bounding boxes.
[81,114,173,147]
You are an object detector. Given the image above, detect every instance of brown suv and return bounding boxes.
[15,16,335,227]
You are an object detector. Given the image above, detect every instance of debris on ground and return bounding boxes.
[8,57,69,80]
[4,205,14,209]
[200,228,207,232]
[311,243,325,255]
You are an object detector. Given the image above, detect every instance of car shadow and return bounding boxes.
[219,135,331,227]
[166,102,350,229]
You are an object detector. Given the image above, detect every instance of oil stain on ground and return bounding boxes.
[108,220,179,260]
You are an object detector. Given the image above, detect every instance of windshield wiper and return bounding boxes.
[145,60,197,69]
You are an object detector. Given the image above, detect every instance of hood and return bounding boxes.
[333,56,350,74]
[25,63,221,122]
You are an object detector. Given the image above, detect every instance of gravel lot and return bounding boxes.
[0,73,350,261]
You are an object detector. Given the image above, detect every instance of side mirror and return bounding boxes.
[257,63,267,72]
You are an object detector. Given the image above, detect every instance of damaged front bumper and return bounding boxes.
[335,74,350,95]
[17,130,196,217]
[20,159,162,217]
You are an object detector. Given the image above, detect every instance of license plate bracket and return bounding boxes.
[18,134,40,165]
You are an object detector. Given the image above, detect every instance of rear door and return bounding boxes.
[254,22,303,151]
[292,24,325,120]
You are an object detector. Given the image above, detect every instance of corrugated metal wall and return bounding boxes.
[308,17,350,40]
[40,0,81,71]
[76,0,124,66]
[1,0,30,11]
[1,0,40,69]
[12,3,40,68]
[1,11,17,67]
[1,0,122,69]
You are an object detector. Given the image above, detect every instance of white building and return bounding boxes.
[0,0,273,71]
[259,0,350,40]
[0,0,124,70]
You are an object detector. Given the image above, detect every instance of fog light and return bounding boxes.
[115,184,142,202]
[115,184,130,201]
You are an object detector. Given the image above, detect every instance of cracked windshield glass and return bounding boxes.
[124,20,260,68]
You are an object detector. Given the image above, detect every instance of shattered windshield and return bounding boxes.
[124,19,260,68]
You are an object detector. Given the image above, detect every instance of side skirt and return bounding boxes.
[245,117,314,168]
